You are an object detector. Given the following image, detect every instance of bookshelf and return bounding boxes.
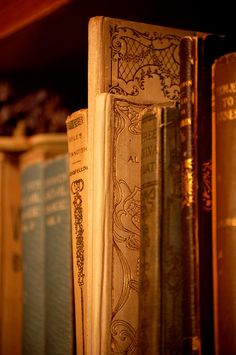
[0,0,231,113]
[0,1,233,354]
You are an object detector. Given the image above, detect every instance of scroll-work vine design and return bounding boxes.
[71,179,85,287]
[110,99,152,354]
[202,159,212,211]
[109,25,181,100]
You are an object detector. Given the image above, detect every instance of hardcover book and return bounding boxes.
[0,149,22,355]
[212,51,236,355]
[160,104,183,355]
[179,36,201,355]
[139,104,162,355]
[139,103,183,355]
[91,93,156,354]
[180,34,236,355]
[66,108,89,355]
[88,16,195,128]
[44,153,74,355]
[88,18,195,354]
[20,133,68,355]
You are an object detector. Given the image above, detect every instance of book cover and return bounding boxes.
[180,34,236,355]
[20,133,68,355]
[0,150,22,355]
[66,108,89,355]
[160,105,183,355]
[91,93,156,354]
[88,16,196,132]
[179,36,201,354]
[88,18,196,354]
[139,104,162,355]
[212,51,236,355]
[44,153,75,355]
[195,34,236,355]
[139,103,183,355]
[20,151,45,355]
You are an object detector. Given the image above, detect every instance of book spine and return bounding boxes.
[161,106,183,355]
[212,52,236,355]
[196,35,224,355]
[139,105,162,355]
[0,153,22,355]
[66,109,89,355]
[179,36,201,355]
[21,161,45,355]
[44,154,74,355]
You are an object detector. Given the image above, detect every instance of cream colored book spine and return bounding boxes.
[66,109,89,355]
[88,15,195,126]
[91,93,157,354]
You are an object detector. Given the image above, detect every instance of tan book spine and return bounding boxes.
[66,109,89,355]
[88,16,195,147]
[92,93,155,355]
[212,52,236,355]
[0,152,22,355]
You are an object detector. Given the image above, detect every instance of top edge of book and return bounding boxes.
[88,15,207,36]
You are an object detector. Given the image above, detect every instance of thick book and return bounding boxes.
[88,18,195,354]
[20,133,68,355]
[88,16,195,126]
[0,149,22,355]
[66,108,89,355]
[139,103,183,355]
[44,153,74,355]
[212,52,236,355]
[180,34,236,355]
[91,93,158,354]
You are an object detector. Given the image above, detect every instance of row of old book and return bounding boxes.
[1,15,236,355]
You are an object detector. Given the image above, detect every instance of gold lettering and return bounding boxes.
[180,79,192,89]
[218,217,236,228]
[183,158,194,206]
[222,96,234,108]
[180,118,192,127]
[217,108,236,122]
[216,82,236,96]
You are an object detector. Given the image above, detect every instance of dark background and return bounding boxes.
[0,0,234,110]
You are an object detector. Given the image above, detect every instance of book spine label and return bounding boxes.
[212,52,236,355]
[179,36,201,355]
